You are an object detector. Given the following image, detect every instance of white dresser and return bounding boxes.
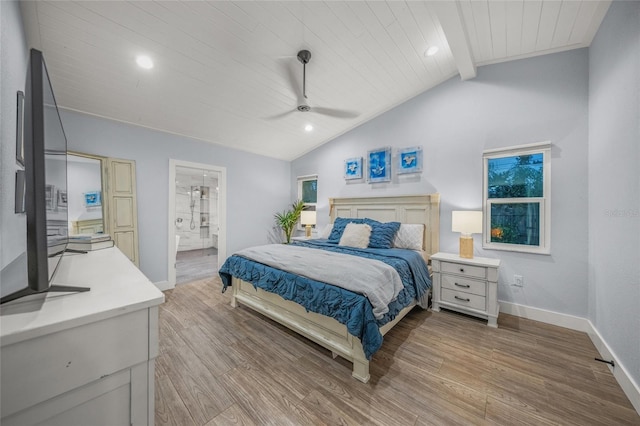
[0,248,164,426]
[431,252,501,328]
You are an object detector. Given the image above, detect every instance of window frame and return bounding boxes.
[297,174,317,230]
[482,142,551,255]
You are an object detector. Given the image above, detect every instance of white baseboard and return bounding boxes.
[499,301,590,332]
[154,280,174,291]
[500,300,640,415]
[586,321,640,414]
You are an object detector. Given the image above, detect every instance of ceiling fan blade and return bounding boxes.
[311,106,360,119]
[277,59,305,105]
[264,109,297,120]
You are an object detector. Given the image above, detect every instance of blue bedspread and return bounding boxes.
[218,240,431,359]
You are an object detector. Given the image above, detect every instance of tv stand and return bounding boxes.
[47,284,90,293]
[0,284,89,304]
[0,247,164,426]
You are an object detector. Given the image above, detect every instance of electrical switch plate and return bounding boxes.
[514,275,524,287]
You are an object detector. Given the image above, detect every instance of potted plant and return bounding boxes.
[274,200,306,243]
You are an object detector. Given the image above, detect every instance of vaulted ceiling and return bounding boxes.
[20,1,610,161]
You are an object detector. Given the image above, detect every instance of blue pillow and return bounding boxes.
[365,219,401,249]
[327,217,366,243]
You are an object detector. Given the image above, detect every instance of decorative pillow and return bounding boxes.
[338,223,372,248]
[365,219,401,249]
[393,224,425,250]
[319,223,333,239]
[327,217,367,243]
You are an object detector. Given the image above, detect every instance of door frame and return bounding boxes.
[168,159,227,288]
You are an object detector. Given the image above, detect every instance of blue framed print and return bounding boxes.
[344,157,363,180]
[367,147,391,183]
[84,191,102,207]
[397,146,423,174]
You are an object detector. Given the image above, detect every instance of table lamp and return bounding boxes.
[300,210,317,238]
[452,211,483,259]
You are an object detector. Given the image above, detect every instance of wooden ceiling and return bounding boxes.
[20,1,610,161]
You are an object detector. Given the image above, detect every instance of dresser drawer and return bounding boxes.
[440,261,486,279]
[441,288,486,311]
[1,309,149,418]
[442,274,486,297]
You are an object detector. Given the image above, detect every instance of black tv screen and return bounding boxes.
[1,49,87,304]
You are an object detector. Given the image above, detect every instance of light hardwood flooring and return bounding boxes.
[156,277,639,426]
[176,248,218,285]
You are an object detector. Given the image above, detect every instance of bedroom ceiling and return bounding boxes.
[20,1,610,161]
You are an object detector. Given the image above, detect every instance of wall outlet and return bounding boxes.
[514,274,524,287]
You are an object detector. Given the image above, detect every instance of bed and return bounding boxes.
[219,194,440,383]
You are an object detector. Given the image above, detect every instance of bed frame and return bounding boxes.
[230,194,440,382]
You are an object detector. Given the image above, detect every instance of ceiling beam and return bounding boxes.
[432,1,476,81]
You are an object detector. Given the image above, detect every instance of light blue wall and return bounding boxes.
[0,1,28,275]
[292,49,590,318]
[61,110,291,283]
[589,0,640,392]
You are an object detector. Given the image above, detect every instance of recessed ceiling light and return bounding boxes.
[304,124,313,132]
[425,46,439,57]
[136,55,154,69]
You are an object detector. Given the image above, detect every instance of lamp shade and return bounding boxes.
[452,211,483,234]
[300,210,317,226]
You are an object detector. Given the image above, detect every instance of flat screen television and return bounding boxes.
[0,49,88,304]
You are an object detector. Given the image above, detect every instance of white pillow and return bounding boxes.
[320,223,333,239]
[393,224,425,250]
[339,223,372,248]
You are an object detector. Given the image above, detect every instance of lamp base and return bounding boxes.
[459,235,474,259]
[305,225,312,238]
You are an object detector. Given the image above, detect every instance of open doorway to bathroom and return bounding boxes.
[168,160,226,287]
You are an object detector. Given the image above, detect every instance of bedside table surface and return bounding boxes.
[431,252,501,268]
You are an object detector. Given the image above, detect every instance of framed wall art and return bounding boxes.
[57,190,68,210]
[344,157,363,180]
[45,184,56,211]
[367,147,391,183]
[15,170,26,213]
[16,91,25,167]
[84,190,102,207]
[397,146,423,174]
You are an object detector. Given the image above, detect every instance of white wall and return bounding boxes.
[292,49,590,318]
[588,0,640,395]
[0,0,28,272]
[61,110,291,283]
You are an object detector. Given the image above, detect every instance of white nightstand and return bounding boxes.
[291,236,313,241]
[430,252,501,328]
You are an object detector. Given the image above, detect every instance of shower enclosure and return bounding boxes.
[174,165,220,284]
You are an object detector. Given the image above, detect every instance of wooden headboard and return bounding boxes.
[328,194,440,260]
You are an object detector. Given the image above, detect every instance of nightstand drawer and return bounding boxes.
[441,288,486,311]
[440,261,486,279]
[441,274,486,297]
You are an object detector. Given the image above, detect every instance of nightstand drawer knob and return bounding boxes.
[454,295,471,302]
[459,268,465,272]
[454,283,470,288]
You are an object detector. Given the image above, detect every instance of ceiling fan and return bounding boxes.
[268,50,359,120]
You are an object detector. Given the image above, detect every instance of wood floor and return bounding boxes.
[176,248,218,285]
[155,277,639,426]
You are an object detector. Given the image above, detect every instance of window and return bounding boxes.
[297,175,317,229]
[483,142,551,254]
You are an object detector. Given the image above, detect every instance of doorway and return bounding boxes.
[168,160,226,287]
